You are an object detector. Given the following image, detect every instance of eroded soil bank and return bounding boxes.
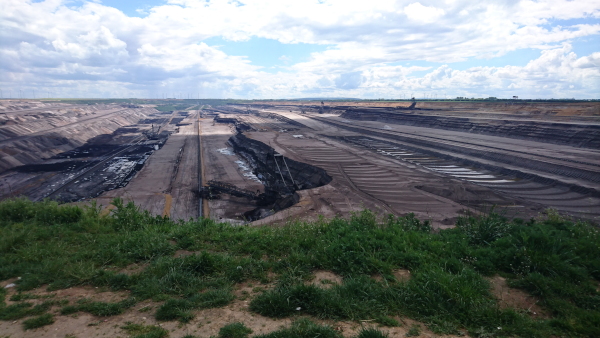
[226,133,332,220]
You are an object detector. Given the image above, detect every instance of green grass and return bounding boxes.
[216,322,253,338]
[121,322,168,338]
[22,313,54,330]
[59,298,136,316]
[254,319,340,338]
[405,324,421,337]
[0,197,599,337]
[0,300,55,320]
[357,327,389,338]
[154,288,234,322]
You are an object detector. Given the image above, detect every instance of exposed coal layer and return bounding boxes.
[254,112,311,129]
[228,133,332,220]
[170,118,185,125]
[341,108,600,148]
[139,118,168,124]
[52,145,159,203]
[54,144,123,159]
[14,160,99,173]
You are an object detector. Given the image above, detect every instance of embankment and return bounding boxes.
[340,108,600,148]
[228,133,332,220]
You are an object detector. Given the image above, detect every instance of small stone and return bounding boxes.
[4,283,16,289]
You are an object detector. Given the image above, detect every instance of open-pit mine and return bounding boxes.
[1,99,599,227]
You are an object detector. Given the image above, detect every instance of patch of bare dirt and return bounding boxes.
[487,275,545,317]
[118,262,149,276]
[173,249,198,258]
[308,270,343,289]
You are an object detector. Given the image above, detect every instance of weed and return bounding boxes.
[216,322,252,338]
[0,301,53,320]
[357,327,389,338]
[23,313,54,330]
[455,207,511,246]
[155,288,234,322]
[122,322,168,338]
[405,325,421,337]
[254,318,341,338]
[59,298,136,317]
[376,316,400,327]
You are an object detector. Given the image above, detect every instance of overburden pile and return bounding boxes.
[0,198,599,337]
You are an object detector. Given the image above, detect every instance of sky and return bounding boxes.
[0,0,599,99]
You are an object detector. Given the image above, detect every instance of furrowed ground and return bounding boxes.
[0,198,599,337]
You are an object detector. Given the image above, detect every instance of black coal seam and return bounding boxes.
[226,133,332,221]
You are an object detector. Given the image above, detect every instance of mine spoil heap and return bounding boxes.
[228,133,332,220]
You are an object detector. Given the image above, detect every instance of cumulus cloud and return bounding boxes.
[0,0,598,98]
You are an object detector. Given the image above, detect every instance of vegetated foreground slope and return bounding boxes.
[0,198,599,337]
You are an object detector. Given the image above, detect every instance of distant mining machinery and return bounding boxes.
[143,124,160,140]
[272,153,299,190]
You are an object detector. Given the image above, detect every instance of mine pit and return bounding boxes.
[0,99,598,226]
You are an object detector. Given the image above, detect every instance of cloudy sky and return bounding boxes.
[1,0,599,99]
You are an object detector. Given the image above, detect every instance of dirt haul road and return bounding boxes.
[95,112,200,220]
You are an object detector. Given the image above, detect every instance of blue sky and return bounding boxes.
[1,0,599,99]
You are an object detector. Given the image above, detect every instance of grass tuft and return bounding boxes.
[154,288,234,322]
[121,322,168,338]
[356,327,389,338]
[23,313,54,330]
[254,318,341,338]
[217,322,253,338]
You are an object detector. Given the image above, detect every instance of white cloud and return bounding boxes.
[403,2,446,23]
[0,0,598,98]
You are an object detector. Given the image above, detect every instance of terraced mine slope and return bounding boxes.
[1,99,598,226]
[208,101,599,225]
